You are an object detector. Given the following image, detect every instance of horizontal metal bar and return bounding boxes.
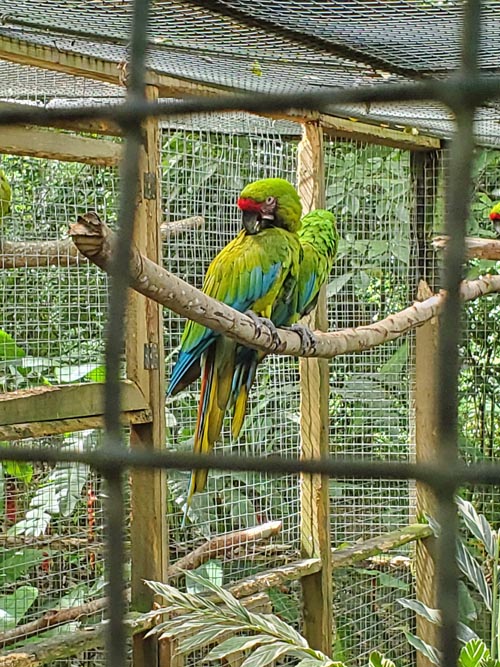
[0,76,498,130]
[1,445,500,488]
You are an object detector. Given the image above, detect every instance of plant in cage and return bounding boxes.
[140,570,340,667]
[398,497,500,664]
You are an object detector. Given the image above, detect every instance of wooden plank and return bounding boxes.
[0,125,122,165]
[415,280,439,667]
[320,114,441,150]
[297,121,333,656]
[128,86,168,667]
[0,34,222,98]
[0,410,152,441]
[0,380,148,426]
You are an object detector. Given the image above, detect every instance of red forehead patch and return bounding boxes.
[237,197,262,212]
[490,211,500,220]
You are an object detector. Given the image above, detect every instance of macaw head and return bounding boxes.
[489,202,500,234]
[237,178,302,235]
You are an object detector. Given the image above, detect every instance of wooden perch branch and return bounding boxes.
[432,235,500,260]
[166,520,282,579]
[70,212,500,359]
[0,216,204,269]
[0,523,430,665]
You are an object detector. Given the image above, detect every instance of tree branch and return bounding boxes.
[69,212,500,359]
[166,520,282,580]
[432,234,500,260]
[0,216,204,268]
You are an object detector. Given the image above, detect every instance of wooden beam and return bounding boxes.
[297,121,333,656]
[0,410,152,441]
[0,125,122,165]
[127,86,168,667]
[320,114,441,151]
[0,34,223,99]
[433,234,500,260]
[0,380,148,426]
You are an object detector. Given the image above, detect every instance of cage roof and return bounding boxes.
[0,1,499,146]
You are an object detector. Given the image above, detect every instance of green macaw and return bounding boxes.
[230,208,339,439]
[0,170,12,223]
[489,202,500,235]
[167,178,302,521]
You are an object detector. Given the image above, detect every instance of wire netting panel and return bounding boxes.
[0,154,118,391]
[162,113,304,618]
[324,137,421,664]
[0,431,108,665]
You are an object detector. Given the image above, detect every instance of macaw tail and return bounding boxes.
[182,338,235,527]
[230,348,262,439]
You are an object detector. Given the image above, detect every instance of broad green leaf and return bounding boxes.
[186,560,223,593]
[1,459,33,484]
[326,273,353,297]
[379,342,408,379]
[459,639,490,667]
[458,580,478,622]
[369,650,397,667]
[404,631,440,666]
[456,497,496,557]
[205,635,273,660]
[54,363,104,383]
[377,573,409,591]
[0,330,25,361]
[398,598,440,624]
[457,540,492,610]
[240,641,293,667]
[0,585,38,629]
[0,549,46,584]
[8,508,51,537]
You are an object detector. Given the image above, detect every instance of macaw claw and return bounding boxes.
[244,310,282,351]
[286,323,318,356]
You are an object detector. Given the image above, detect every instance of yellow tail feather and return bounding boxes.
[231,386,248,439]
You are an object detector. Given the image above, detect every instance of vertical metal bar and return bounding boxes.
[436,2,480,666]
[103,1,150,665]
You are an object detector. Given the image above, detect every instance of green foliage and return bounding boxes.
[142,571,340,666]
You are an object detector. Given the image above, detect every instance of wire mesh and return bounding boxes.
[0,1,498,666]
[162,114,304,620]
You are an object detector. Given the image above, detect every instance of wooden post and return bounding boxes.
[128,85,168,667]
[297,121,333,655]
[414,280,439,666]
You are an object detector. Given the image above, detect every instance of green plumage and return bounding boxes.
[231,209,339,439]
[168,178,303,524]
[0,170,12,223]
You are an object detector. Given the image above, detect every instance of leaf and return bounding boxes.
[404,631,440,666]
[326,272,353,297]
[178,625,228,653]
[0,585,38,629]
[54,363,104,384]
[0,330,25,361]
[456,497,496,557]
[377,573,409,591]
[204,635,273,661]
[1,459,33,484]
[240,641,293,667]
[0,549,46,584]
[456,540,492,610]
[8,508,51,538]
[369,650,397,667]
[459,639,490,667]
[398,598,440,624]
[186,561,223,594]
[458,580,478,622]
[379,342,408,380]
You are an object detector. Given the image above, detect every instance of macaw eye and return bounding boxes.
[265,196,275,205]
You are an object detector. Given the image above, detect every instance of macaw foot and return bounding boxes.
[244,310,282,351]
[285,323,318,356]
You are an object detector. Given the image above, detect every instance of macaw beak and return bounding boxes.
[242,210,261,235]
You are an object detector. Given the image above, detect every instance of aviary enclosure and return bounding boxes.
[0,2,499,667]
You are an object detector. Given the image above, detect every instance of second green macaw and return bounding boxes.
[489,202,500,235]
[167,178,302,520]
[0,169,12,223]
[230,208,339,439]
